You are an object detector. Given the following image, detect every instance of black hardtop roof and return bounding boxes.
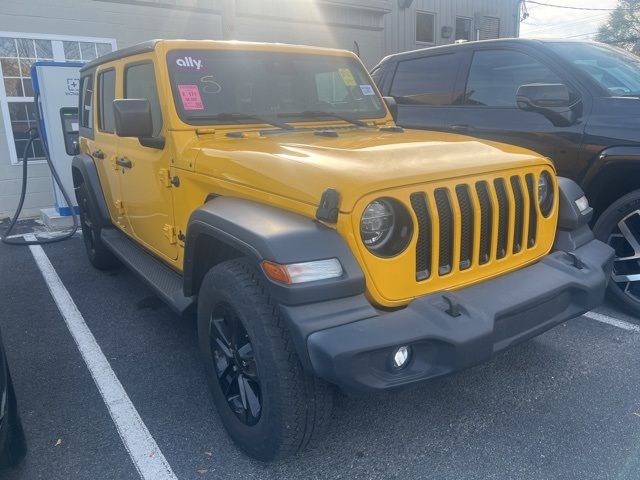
[79,40,160,73]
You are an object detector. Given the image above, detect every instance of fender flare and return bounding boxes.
[71,154,112,228]
[183,197,366,305]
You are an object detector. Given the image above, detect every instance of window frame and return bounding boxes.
[123,60,163,137]
[0,31,116,164]
[97,67,116,134]
[459,47,575,110]
[415,11,436,45]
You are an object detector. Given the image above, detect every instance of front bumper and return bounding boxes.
[281,238,613,393]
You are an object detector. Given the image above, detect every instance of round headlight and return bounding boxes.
[361,200,395,247]
[360,198,413,257]
[538,171,554,217]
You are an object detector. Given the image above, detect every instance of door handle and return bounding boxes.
[92,149,105,159]
[116,157,132,169]
[450,124,475,132]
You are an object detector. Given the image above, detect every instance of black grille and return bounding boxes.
[494,178,509,259]
[510,176,524,254]
[410,193,432,281]
[526,174,538,248]
[456,185,474,270]
[476,181,492,265]
[434,188,453,275]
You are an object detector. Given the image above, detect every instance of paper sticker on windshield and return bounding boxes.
[360,84,375,96]
[178,84,204,111]
[339,68,357,87]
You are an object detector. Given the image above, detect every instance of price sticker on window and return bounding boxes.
[338,68,357,87]
[178,84,204,111]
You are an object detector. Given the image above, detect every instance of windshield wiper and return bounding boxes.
[207,113,294,130]
[279,110,369,128]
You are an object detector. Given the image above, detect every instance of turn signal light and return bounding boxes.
[261,259,343,284]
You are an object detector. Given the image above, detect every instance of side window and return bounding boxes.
[80,74,93,129]
[124,62,162,136]
[465,50,563,107]
[98,69,116,133]
[390,54,459,106]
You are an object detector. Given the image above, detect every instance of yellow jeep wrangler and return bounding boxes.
[72,39,613,460]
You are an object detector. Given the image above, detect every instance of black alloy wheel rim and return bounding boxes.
[209,302,262,426]
[79,194,96,254]
[607,209,640,304]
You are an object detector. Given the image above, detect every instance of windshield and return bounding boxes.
[551,42,640,96]
[166,49,385,125]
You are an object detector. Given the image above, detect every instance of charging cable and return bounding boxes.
[1,91,79,245]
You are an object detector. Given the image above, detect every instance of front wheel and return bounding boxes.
[197,260,333,461]
[594,189,640,316]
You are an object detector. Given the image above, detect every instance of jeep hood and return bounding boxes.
[193,128,550,212]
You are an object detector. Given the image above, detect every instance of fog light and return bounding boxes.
[392,346,411,369]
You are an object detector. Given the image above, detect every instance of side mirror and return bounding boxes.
[113,98,154,138]
[516,83,578,127]
[383,96,398,122]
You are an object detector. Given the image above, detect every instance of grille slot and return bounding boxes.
[455,185,474,270]
[434,188,453,276]
[476,181,493,265]
[494,178,510,259]
[410,193,432,281]
[510,176,524,254]
[525,173,538,247]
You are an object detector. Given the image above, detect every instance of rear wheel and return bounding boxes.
[76,184,118,270]
[594,189,640,316]
[197,260,333,461]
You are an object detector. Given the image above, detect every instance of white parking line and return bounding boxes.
[583,311,640,333]
[26,236,178,480]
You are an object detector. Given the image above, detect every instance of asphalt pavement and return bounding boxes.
[1,234,639,480]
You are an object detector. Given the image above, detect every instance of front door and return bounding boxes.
[117,58,178,261]
[445,48,586,178]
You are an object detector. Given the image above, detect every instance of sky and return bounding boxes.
[520,0,619,40]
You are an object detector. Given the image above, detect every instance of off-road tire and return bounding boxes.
[197,259,333,461]
[594,189,640,317]
[0,371,26,468]
[75,184,118,270]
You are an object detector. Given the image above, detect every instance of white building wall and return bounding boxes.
[0,0,519,218]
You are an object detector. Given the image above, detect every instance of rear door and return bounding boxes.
[444,47,586,177]
[81,67,122,226]
[387,52,467,130]
[117,57,178,261]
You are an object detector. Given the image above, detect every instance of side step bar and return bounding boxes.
[101,228,195,315]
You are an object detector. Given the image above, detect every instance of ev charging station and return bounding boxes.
[31,62,83,227]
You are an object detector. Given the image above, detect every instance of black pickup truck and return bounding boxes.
[373,39,640,315]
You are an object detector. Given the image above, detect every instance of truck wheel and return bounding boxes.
[0,371,26,468]
[594,189,640,316]
[197,260,333,461]
[76,185,118,270]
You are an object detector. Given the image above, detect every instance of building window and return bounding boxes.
[0,33,116,164]
[416,12,435,44]
[455,17,472,42]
